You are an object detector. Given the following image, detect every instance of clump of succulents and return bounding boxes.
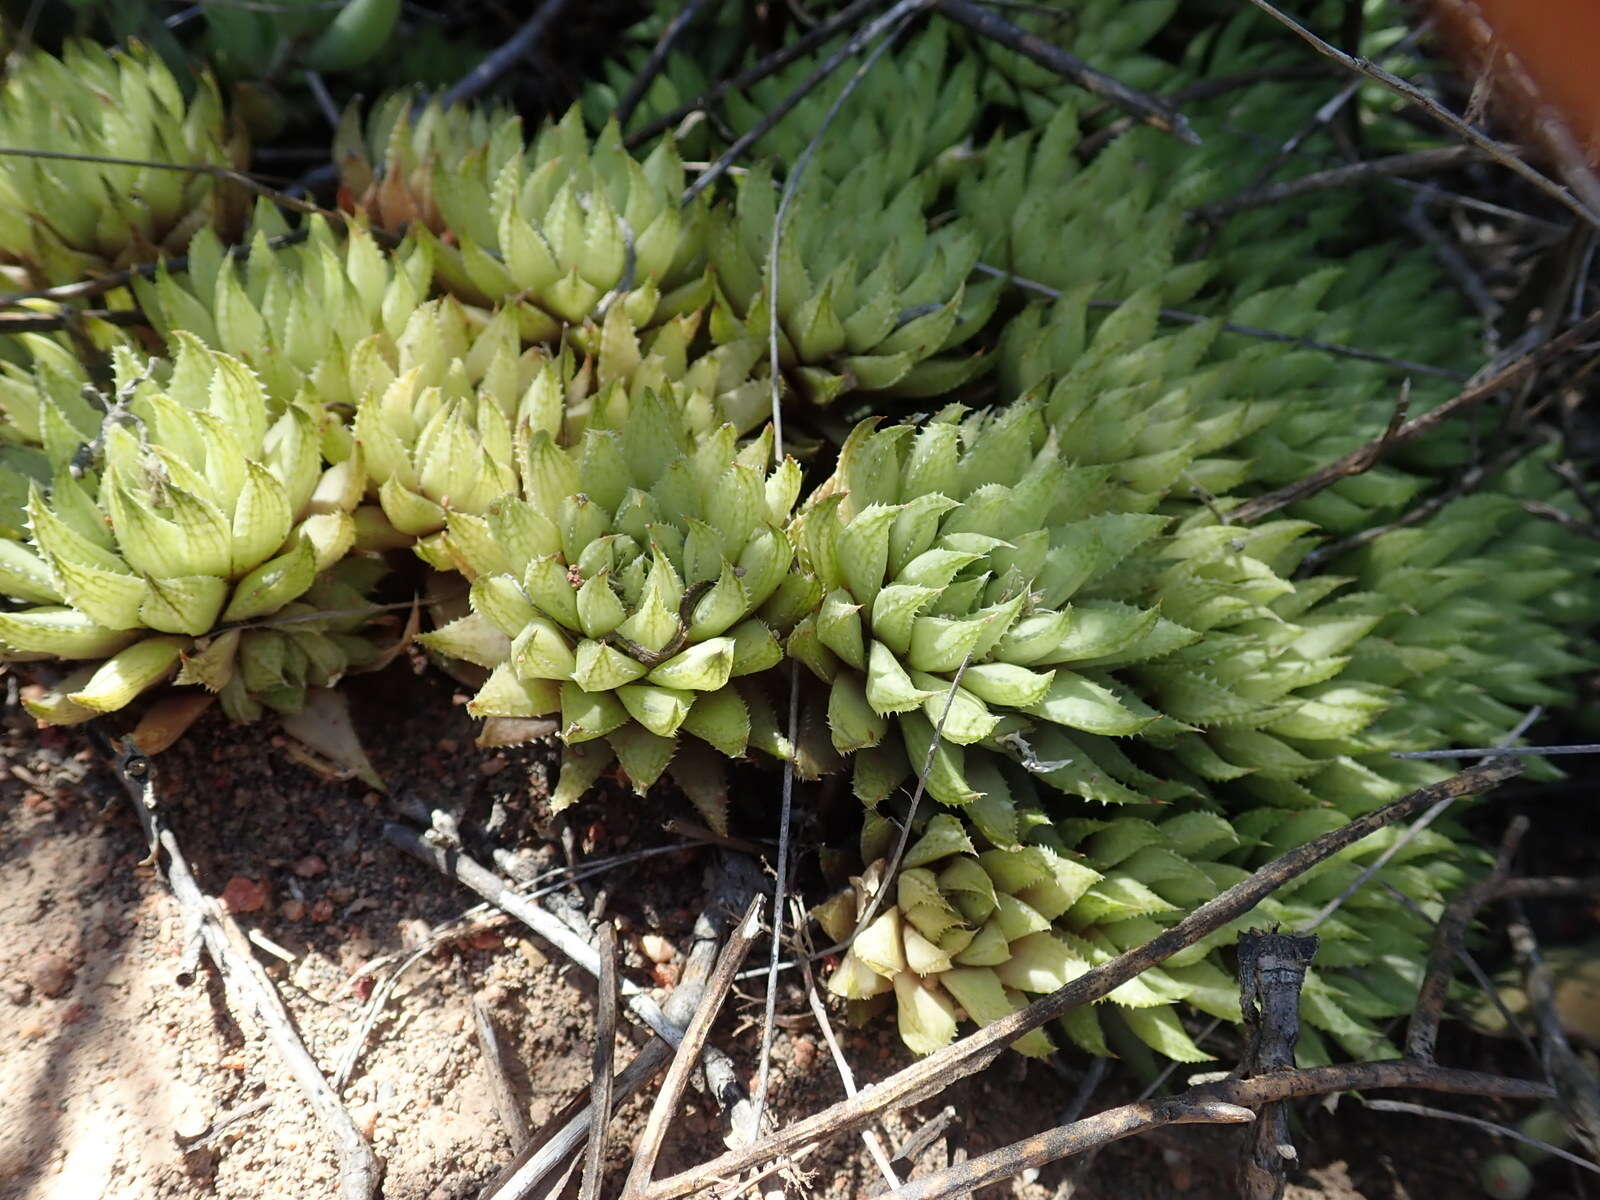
[419,384,801,829]
[709,162,998,406]
[393,107,716,335]
[0,41,249,288]
[335,92,519,236]
[0,339,385,723]
[133,214,436,409]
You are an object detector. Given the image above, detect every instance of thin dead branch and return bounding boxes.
[874,1096,1257,1200]
[579,924,620,1200]
[439,0,576,108]
[1193,145,1480,221]
[625,0,884,148]
[1297,439,1538,572]
[1409,817,1530,1063]
[0,144,330,219]
[96,738,380,1200]
[749,11,921,1133]
[1400,193,1503,335]
[933,0,1197,143]
[1395,743,1600,760]
[1507,910,1600,1159]
[873,1065,1554,1200]
[479,858,764,1200]
[621,895,765,1200]
[1304,706,1544,933]
[1236,932,1318,1200]
[474,998,533,1154]
[682,0,931,205]
[1225,308,1600,525]
[383,822,682,1043]
[639,759,1520,1200]
[1520,498,1600,540]
[974,263,1469,379]
[0,228,309,310]
[615,0,724,126]
[853,654,974,939]
[1076,65,1333,158]
[0,308,149,332]
[1359,1098,1600,1175]
[795,909,901,1189]
[1242,0,1600,224]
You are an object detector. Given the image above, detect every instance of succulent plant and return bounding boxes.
[712,25,981,195]
[0,41,249,289]
[390,106,716,335]
[0,339,385,723]
[708,161,998,407]
[132,213,435,409]
[786,343,1268,808]
[419,387,801,829]
[344,289,782,563]
[335,92,518,236]
[815,815,1081,1057]
[0,0,1593,1079]
[199,0,402,81]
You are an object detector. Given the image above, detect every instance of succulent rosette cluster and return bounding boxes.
[0,339,384,723]
[708,162,998,406]
[419,387,801,829]
[392,108,715,336]
[133,216,436,409]
[0,41,249,289]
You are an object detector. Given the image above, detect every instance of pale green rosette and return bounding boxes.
[422,387,802,831]
[0,40,248,288]
[0,342,384,722]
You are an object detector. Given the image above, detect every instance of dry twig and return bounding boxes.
[933,0,1196,142]
[0,308,149,331]
[1192,145,1480,221]
[439,0,576,108]
[383,822,682,1042]
[1242,0,1600,224]
[478,858,764,1200]
[621,896,766,1200]
[1409,817,1530,1063]
[474,998,532,1153]
[1297,439,1539,572]
[625,0,884,148]
[871,1065,1553,1200]
[579,924,620,1200]
[682,0,930,205]
[1226,309,1600,526]
[1507,911,1600,1159]
[1359,1098,1600,1175]
[1236,931,1319,1200]
[0,228,309,310]
[795,909,901,1189]
[615,0,724,126]
[974,263,1469,379]
[97,739,380,1200]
